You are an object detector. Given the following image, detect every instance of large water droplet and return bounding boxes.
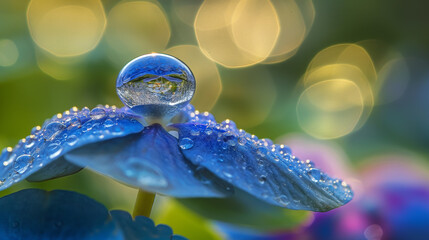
[14,154,34,174]
[90,107,106,120]
[179,137,194,150]
[307,168,321,182]
[120,157,168,188]
[66,135,79,146]
[47,143,63,159]
[43,122,65,141]
[116,53,196,120]
[64,115,81,128]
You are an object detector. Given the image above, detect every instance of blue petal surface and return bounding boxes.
[25,156,83,182]
[0,189,117,240]
[111,210,188,240]
[0,189,188,240]
[0,106,144,190]
[65,124,231,198]
[172,109,353,211]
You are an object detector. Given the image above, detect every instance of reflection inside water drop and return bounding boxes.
[116,53,196,120]
[14,155,34,174]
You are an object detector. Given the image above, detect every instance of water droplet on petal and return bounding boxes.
[14,154,34,174]
[47,143,63,159]
[238,137,246,146]
[103,119,115,127]
[190,129,200,136]
[179,137,194,150]
[257,147,268,157]
[116,53,196,120]
[120,157,168,188]
[90,107,106,120]
[24,136,36,148]
[194,166,212,184]
[307,168,321,182]
[64,115,81,128]
[31,126,42,135]
[275,195,289,207]
[204,128,213,135]
[43,122,66,141]
[66,135,79,146]
[258,175,267,184]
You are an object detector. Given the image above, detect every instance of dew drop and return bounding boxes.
[14,154,34,174]
[43,122,66,141]
[64,115,81,128]
[227,139,236,146]
[275,195,289,207]
[258,175,267,184]
[90,107,106,120]
[66,135,78,146]
[238,137,246,146]
[31,126,42,135]
[204,128,213,135]
[194,166,212,184]
[103,119,115,127]
[307,168,321,182]
[120,157,168,188]
[80,107,90,118]
[25,137,36,148]
[190,129,200,136]
[47,143,63,159]
[256,147,268,157]
[179,137,194,150]
[116,53,196,120]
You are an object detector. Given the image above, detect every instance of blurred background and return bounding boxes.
[1,0,429,239]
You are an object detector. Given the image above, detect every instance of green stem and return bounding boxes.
[132,189,156,218]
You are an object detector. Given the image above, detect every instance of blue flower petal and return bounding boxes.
[65,124,231,198]
[172,111,353,211]
[111,210,188,240]
[0,189,117,240]
[0,106,144,190]
[25,156,83,182]
[0,189,188,240]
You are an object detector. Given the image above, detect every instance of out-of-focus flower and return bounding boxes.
[0,188,187,240]
[0,54,352,217]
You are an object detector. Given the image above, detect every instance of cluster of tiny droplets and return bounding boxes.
[178,105,353,205]
[0,105,139,188]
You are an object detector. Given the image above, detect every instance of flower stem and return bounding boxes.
[132,189,156,218]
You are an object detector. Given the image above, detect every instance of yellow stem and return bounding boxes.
[132,189,156,218]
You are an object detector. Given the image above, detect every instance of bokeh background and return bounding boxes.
[1,0,429,239]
